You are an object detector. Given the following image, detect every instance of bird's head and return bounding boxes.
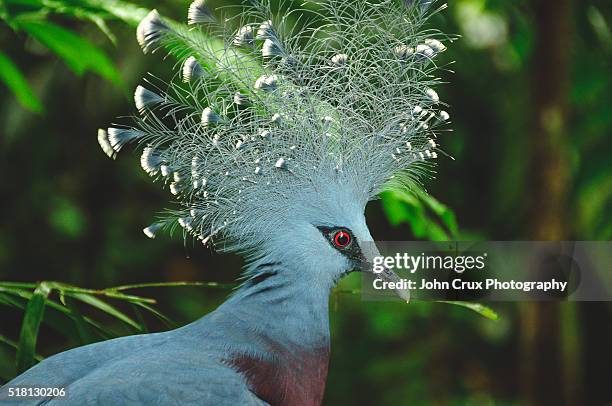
[99,1,446,305]
[240,180,410,301]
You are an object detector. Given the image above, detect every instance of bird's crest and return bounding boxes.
[98,0,451,251]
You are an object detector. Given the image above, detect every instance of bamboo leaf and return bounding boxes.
[110,281,236,291]
[0,50,42,113]
[48,282,156,303]
[0,287,114,340]
[129,303,149,333]
[0,334,43,362]
[0,293,78,343]
[63,292,142,332]
[63,296,96,344]
[436,301,499,321]
[15,282,50,374]
[100,291,156,304]
[330,287,499,321]
[132,302,176,329]
[0,291,27,308]
[0,282,38,289]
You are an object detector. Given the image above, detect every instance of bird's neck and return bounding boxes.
[215,259,335,405]
[230,259,333,343]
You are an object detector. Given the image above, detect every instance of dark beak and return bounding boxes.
[359,257,410,302]
[376,266,411,302]
[358,241,410,302]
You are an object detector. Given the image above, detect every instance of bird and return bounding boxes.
[1,0,450,404]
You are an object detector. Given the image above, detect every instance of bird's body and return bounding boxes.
[2,0,451,403]
[3,259,332,405]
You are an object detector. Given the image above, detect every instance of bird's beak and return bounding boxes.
[375,266,411,303]
[359,243,410,303]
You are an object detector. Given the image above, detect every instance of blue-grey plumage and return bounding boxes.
[2,0,450,403]
[2,197,394,405]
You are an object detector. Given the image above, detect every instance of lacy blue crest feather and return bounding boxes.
[99,0,452,251]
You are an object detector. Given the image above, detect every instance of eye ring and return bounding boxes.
[333,230,351,248]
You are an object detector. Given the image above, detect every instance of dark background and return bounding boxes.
[1,0,611,404]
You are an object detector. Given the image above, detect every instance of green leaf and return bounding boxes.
[2,0,147,25]
[64,292,142,332]
[0,291,28,308]
[0,292,79,343]
[15,282,51,374]
[436,301,499,321]
[16,20,121,85]
[129,303,149,333]
[132,302,176,329]
[0,281,38,290]
[419,193,459,237]
[0,334,43,362]
[78,0,148,26]
[62,295,96,344]
[381,189,458,240]
[111,281,236,291]
[0,286,114,340]
[0,50,42,113]
[1,0,145,40]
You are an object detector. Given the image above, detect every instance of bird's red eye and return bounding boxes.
[333,231,351,248]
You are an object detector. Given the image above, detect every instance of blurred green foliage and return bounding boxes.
[0,0,611,404]
[0,0,147,112]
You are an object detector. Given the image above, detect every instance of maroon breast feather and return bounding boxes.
[228,339,330,406]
